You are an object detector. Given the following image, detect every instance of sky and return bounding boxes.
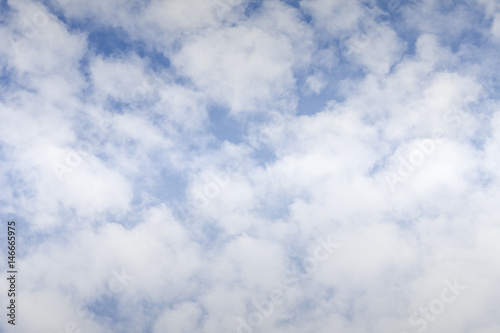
[1,0,500,332]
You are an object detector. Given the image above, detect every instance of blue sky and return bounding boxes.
[1,0,500,332]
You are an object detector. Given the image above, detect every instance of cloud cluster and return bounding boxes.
[1,0,500,332]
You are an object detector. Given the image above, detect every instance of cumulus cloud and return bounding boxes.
[1,0,500,332]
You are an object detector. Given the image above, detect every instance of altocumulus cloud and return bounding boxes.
[1,0,500,332]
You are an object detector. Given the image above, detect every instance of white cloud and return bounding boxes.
[3,0,86,77]
[172,1,312,114]
[491,13,500,39]
[302,0,366,33]
[1,0,500,332]
[345,24,406,75]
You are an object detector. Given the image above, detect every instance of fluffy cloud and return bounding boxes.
[1,0,500,332]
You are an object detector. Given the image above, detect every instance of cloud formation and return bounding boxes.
[1,0,500,332]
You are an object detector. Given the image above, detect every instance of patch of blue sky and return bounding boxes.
[140,297,161,332]
[285,0,313,24]
[394,0,490,50]
[207,106,245,144]
[448,26,491,54]
[244,0,264,17]
[294,297,320,315]
[83,28,170,114]
[285,248,310,270]
[382,3,474,58]
[103,98,128,115]
[86,294,121,325]
[105,148,189,222]
[87,28,134,57]
[281,0,300,9]
[464,91,497,119]
[0,0,10,24]
[182,221,226,254]
[206,110,280,165]
[40,0,150,29]
[0,63,28,96]
[296,83,342,116]
[437,0,471,14]
[486,78,500,100]
[251,145,277,167]
[36,0,66,23]
[60,18,171,68]
[376,0,416,15]
[88,27,170,70]
[145,167,187,204]
[0,67,13,93]
[296,55,365,116]
[471,168,494,188]
[368,157,388,177]
[2,169,35,206]
[89,291,159,331]
[197,221,225,247]
[252,192,296,222]
[468,133,487,151]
